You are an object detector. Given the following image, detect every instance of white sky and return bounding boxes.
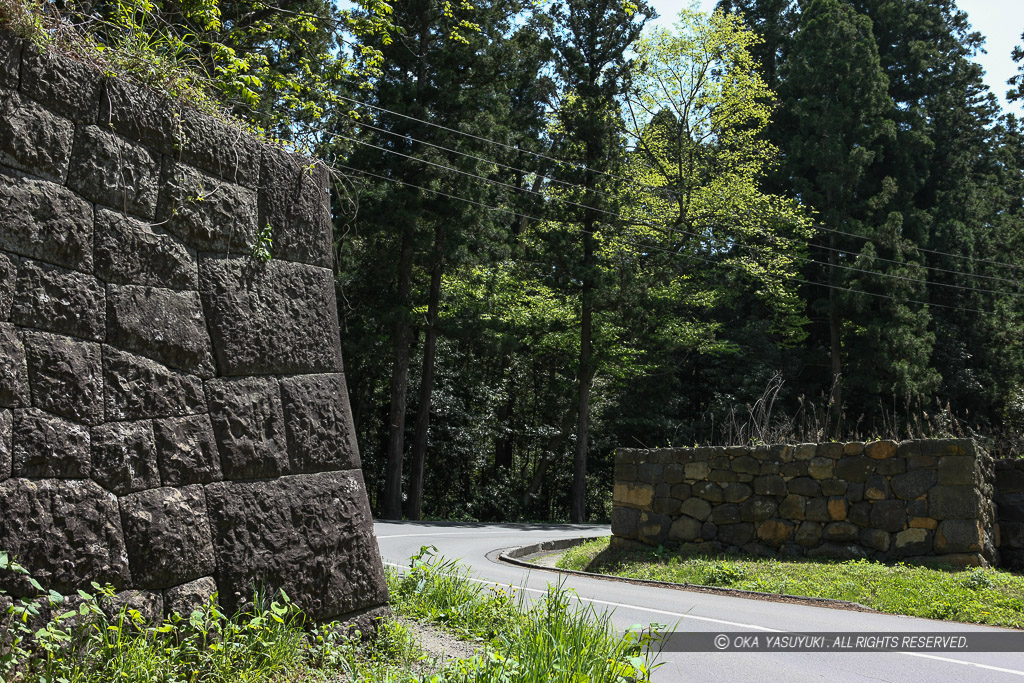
[663,0,1024,116]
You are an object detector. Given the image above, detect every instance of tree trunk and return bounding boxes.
[522,402,579,506]
[406,227,443,520]
[572,225,595,523]
[828,235,843,435]
[381,231,414,520]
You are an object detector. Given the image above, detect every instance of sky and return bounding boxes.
[659,0,1024,116]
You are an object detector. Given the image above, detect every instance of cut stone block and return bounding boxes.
[11,260,105,341]
[0,170,93,270]
[94,208,197,290]
[102,347,206,421]
[279,374,359,474]
[68,126,160,218]
[12,408,90,478]
[91,420,160,495]
[205,377,289,479]
[0,90,74,182]
[153,415,222,486]
[23,330,103,425]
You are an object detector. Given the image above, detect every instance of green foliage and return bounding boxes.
[387,545,663,682]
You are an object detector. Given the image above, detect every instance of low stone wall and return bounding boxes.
[0,29,388,627]
[613,440,998,568]
[996,459,1024,570]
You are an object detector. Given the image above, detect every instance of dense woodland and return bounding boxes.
[13,0,1024,523]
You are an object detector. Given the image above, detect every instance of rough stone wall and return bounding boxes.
[0,30,389,626]
[995,459,1024,570]
[613,440,998,568]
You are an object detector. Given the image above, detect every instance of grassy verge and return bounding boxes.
[557,537,1024,629]
[1,548,659,682]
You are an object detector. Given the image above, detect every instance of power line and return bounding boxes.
[334,162,995,316]
[337,134,1023,298]
[339,93,1024,273]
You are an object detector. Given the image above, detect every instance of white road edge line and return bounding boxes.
[382,560,1024,677]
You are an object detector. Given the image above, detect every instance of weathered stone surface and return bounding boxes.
[753,475,786,496]
[206,471,388,620]
[865,440,897,459]
[91,420,160,495]
[670,483,691,499]
[794,443,817,460]
[0,32,21,89]
[11,260,105,341]
[640,512,669,541]
[637,463,663,483]
[860,528,891,552]
[892,528,931,556]
[23,331,103,425]
[653,496,681,516]
[106,285,214,377]
[870,500,908,533]
[685,462,710,480]
[733,456,759,475]
[0,171,93,270]
[0,90,74,182]
[68,126,159,217]
[722,482,753,503]
[787,477,821,497]
[795,521,822,547]
[120,485,215,589]
[0,251,16,321]
[892,469,937,501]
[99,79,178,151]
[164,577,218,617]
[848,501,872,527]
[828,497,847,521]
[176,107,261,188]
[909,516,938,530]
[12,408,90,477]
[611,506,640,539]
[808,456,834,479]
[757,519,794,546]
[0,323,29,407]
[0,478,128,597]
[864,474,890,501]
[935,519,983,554]
[664,463,685,484]
[820,479,848,496]
[103,347,206,421]
[780,461,808,478]
[779,494,805,520]
[280,374,359,473]
[740,497,777,522]
[0,409,10,480]
[719,522,755,546]
[876,458,907,476]
[805,498,831,523]
[668,516,702,542]
[709,503,741,525]
[680,497,712,521]
[921,439,972,457]
[823,522,859,542]
[108,589,163,625]
[614,482,653,508]
[206,377,289,479]
[260,149,331,267]
[835,456,873,482]
[930,486,980,520]
[20,46,102,122]
[708,469,740,483]
[157,161,257,254]
[692,481,723,503]
[938,456,976,486]
[153,415,222,486]
[199,257,342,376]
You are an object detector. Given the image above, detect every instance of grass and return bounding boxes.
[1,548,659,682]
[557,537,1024,629]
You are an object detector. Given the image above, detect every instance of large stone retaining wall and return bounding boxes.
[995,460,1024,570]
[0,30,388,626]
[613,440,999,568]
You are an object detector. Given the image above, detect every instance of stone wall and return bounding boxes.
[995,459,1024,570]
[613,440,998,568]
[0,30,388,626]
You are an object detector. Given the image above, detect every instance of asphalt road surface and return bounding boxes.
[375,520,1024,682]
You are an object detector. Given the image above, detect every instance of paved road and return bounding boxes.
[375,520,1024,682]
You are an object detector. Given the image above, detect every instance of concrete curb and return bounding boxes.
[498,537,879,614]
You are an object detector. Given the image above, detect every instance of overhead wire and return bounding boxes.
[334,162,996,316]
[338,93,1024,273]
[336,133,1024,299]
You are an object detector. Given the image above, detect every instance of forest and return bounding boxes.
[10,0,1024,523]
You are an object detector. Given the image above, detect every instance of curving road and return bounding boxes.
[376,520,1024,683]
